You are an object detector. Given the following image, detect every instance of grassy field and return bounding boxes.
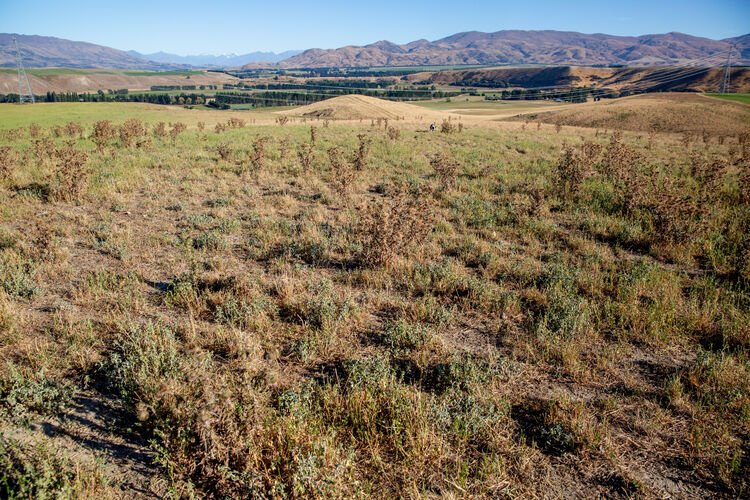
[415,95,571,117]
[707,93,750,105]
[0,102,285,129]
[0,100,749,497]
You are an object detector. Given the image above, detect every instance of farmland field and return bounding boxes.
[0,94,749,498]
[707,92,750,105]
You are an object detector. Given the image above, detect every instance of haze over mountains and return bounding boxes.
[127,50,302,67]
[1,30,748,70]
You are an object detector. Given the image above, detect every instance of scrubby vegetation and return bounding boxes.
[0,104,748,497]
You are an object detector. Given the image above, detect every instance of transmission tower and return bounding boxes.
[721,45,734,94]
[13,37,35,104]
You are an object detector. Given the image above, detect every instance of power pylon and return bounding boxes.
[13,37,34,104]
[721,45,734,94]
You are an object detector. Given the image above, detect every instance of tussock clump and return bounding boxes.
[214,122,227,134]
[355,184,435,267]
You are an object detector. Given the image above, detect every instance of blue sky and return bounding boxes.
[1,0,748,54]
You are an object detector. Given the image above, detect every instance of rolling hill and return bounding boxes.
[279,30,750,68]
[0,34,176,70]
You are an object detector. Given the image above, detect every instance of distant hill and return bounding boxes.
[0,34,177,70]
[0,33,300,70]
[129,50,302,67]
[279,30,750,68]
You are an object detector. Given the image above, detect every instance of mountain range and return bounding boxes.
[278,31,750,68]
[0,34,298,69]
[1,31,748,70]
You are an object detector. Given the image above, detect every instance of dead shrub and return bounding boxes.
[430,152,460,189]
[250,136,269,172]
[215,143,232,163]
[276,116,290,126]
[690,156,728,200]
[31,138,57,168]
[353,133,371,170]
[355,184,434,267]
[215,122,227,134]
[440,119,455,134]
[28,123,41,138]
[197,121,205,132]
[600,133,642,212]
[0,146,18,182]
[48,143,89,203]
[51,125,63,138]
[555,144,592,202]
[153,122,168,138]
[64,121,83,138]
[644,176,701,244]
[226,118,245,129]
[386,126,400,141]
[278,138,291,161]
[119,118,146,148]
[328,147,355,197]
[170,122,187,143]
[297,142,315,172]
[310,126,317,145]
[92,120,116,152]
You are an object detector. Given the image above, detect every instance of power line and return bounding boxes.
[13,37,34,104]
[722,45,735,93]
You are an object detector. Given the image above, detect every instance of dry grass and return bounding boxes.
[522,93,750,137]
[0,105,748,498]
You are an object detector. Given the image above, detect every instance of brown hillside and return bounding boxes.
[278,94,442,120]
[511,93,750,136]
[407,66,750,94]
